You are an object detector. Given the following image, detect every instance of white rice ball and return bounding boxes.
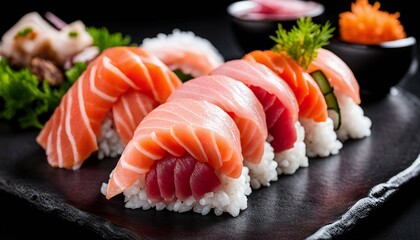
[245,142,277,189]
[96,114,124,159]
[300,117,343,158]
[333,92,372,142]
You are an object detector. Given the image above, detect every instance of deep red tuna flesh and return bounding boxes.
[145,154,221,202]
[249,85,296,152]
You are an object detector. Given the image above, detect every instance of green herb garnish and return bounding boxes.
[0,59,70,129]
[270,17,334,70]
[65,62,87,83]
[16,27,33,38]
[87,27,132,52]
[68,31,78,38]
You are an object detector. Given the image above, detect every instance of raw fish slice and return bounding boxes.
[145,154,221,202]
[244,50,328,122]
[36,46,182,169]
[106,99,242,199]
[167,75,267,163]
[112,89,159,145]
[307,48,361,104]
[211,59,299,153]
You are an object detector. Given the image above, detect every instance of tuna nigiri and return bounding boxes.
[211,59,307,175]
[167,75,277,189]
[103,99,251,217]
[244,50,342,157]
[36,46,182,169]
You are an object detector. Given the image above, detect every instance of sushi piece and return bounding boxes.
[141,29,225,80]
[103,99,251,217]
[211,59,307,175]
[307,48,372,141]
[167,75,276,189]
[0,12,93,67]
[244,50,343,157]
[36,46,182,169]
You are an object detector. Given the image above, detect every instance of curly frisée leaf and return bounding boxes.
[270,17,335,70]
[0,59,69,129]
[65,62,87,84]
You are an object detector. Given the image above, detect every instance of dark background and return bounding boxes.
[0,1,418,46]
[1,1,419,239]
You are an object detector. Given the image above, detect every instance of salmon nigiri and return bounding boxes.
[267,17,370,150]
[103,99,251,217]
[244,50,343,157]
[168,75,277,189]
[308,48,372,141]
[211,59,307,175]
[36,46,182,169]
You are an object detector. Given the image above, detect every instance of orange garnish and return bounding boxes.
[339,0,406,44]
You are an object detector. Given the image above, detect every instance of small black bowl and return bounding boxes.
[325,37,418,103]
[227,0,325,54]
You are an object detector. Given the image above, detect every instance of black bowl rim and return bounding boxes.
[227,0,325,22]
[330,37,417,50]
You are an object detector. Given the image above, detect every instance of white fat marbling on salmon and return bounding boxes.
[150,131,179,157]
[120,152,146,174]
[135,93,150,116]
[112,110,132,139]
[56,104,64,168]
[89,65,117,102]
[65,89,80,165]
[121,96,136,129]
[102,56,140,90]
[133,142,162,161]
[77,75,97,148]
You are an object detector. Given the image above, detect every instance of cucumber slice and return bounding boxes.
[173,69,193,82]
[311,70,341,130]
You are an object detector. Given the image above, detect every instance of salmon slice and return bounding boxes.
[106,99,242,199]
[244,50,328,122]
[36,46,182,170]
[307,48,361,104]
[211,59,299,153]
[167,75,267,163]
[112,89,159,145]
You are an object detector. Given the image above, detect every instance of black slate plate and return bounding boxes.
[1,87,420,239]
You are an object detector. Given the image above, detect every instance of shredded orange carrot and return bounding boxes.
[339,0,406,44]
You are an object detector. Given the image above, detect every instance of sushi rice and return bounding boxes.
[245,142,277,189]
[97,114,124,160]
[300,117,343,158]
[334,93,372,141]
[274,122,308,175]
[101,167,252,217]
